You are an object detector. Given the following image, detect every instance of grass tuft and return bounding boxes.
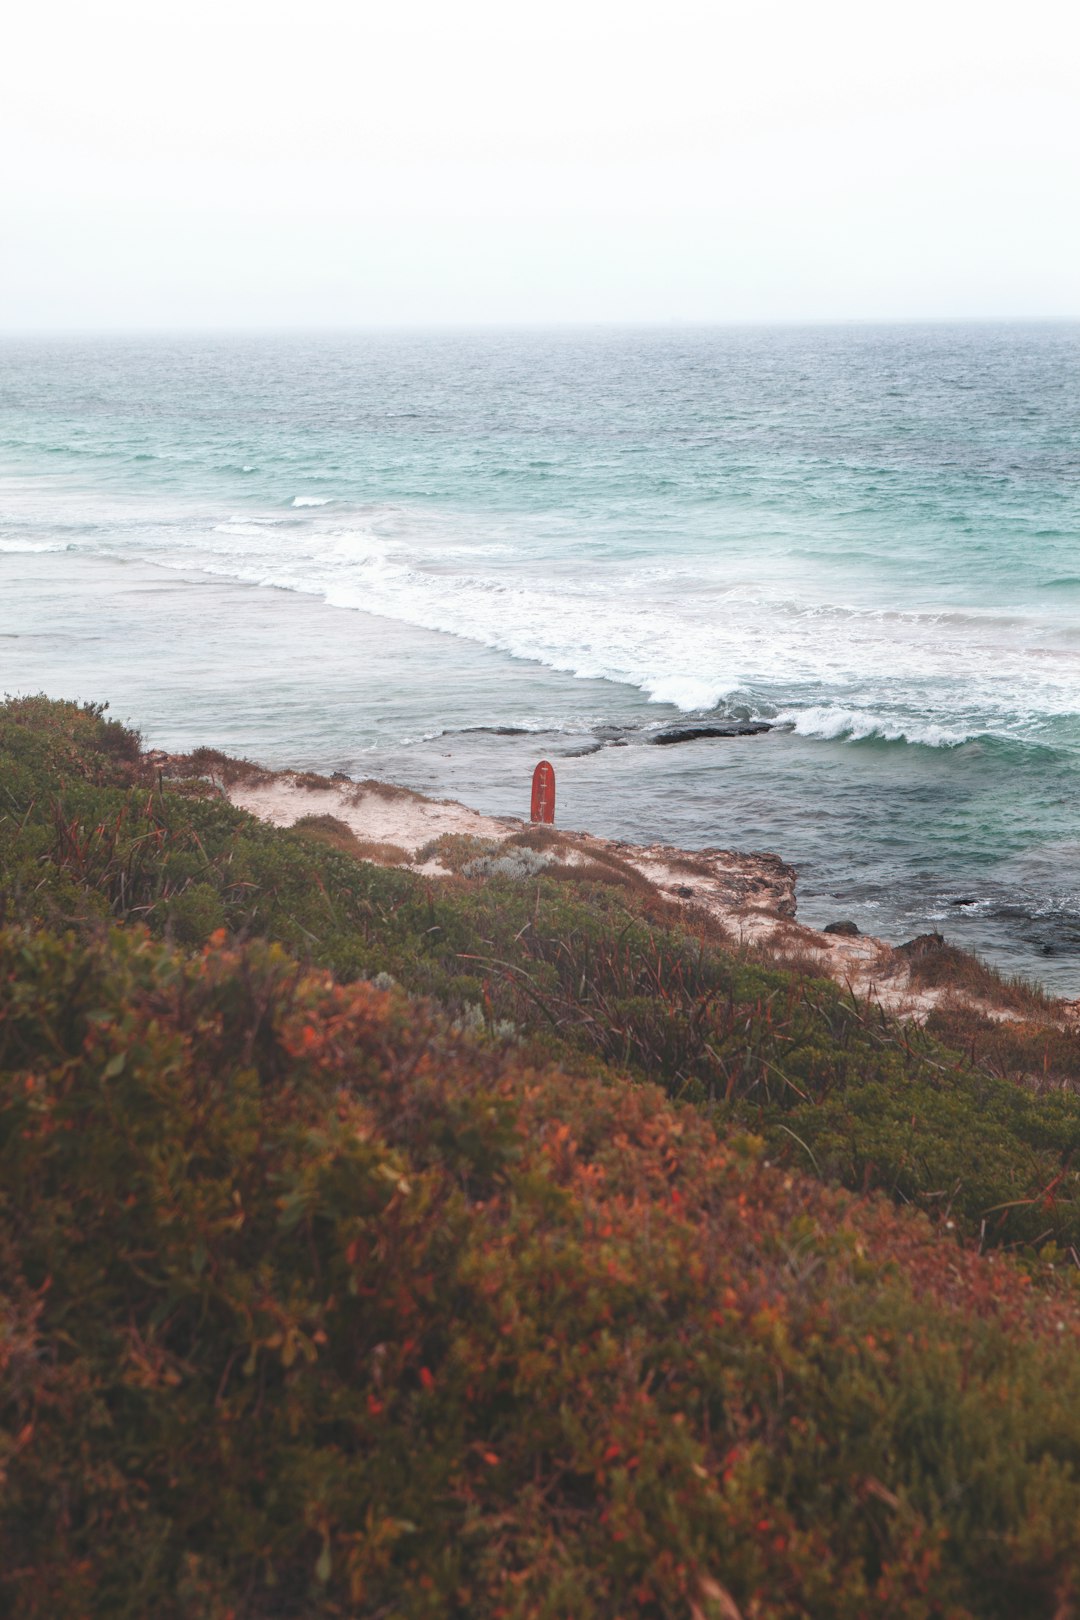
[898,936,1057,1017]
[289,813,411,866]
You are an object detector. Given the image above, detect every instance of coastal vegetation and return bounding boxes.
[5,695,1080,1617]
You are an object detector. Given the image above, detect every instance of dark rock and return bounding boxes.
[896,932,946,957]
[650,722,772,746]
[331,771,352,782]
[823,920,860,937]
[460,726,531,736]
[951,897,978,907]
[675,885,695,898]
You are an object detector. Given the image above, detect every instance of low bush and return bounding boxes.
[6,924,1080,1618]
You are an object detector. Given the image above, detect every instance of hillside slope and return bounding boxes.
[5,698,1080,1618]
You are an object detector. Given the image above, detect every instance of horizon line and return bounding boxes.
[2,315,1079,340]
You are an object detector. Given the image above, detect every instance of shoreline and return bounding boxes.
[152,748,1075,1029]
[8,545,1080,996]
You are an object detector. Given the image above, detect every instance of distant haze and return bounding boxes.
[2,0,1078,328]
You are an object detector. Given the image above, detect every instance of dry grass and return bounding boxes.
[349,778,431,804]
[504,831,684,904]
[924,996,1080,1095]
[896,938,1057,1019]
[350,838,412,867]
[502,826,571,854]
[663,851,734,881]
[181,748,275,788]
[177,754,349,794]
[744,923,835,982]
[288,814,409,866]
[409,829,733,943]
[564,859,736,947]
[543,859,656,896]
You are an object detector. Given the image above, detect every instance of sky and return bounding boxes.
[2,0,1078,328]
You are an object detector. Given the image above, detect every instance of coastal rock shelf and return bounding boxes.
[173,754,1069,1028]
[210,761,797,916]
[649,721,773,745]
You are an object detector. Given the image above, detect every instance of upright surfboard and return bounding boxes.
[530,760,556,824]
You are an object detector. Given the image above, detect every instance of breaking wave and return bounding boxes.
[5,471,1080,758]
[776,706,980,749]
[165,513,1080,740]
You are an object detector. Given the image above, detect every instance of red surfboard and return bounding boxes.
[530,760,556,824]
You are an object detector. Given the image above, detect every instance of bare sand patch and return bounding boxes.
[228,773,519,872]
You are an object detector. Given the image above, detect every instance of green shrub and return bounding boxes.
[5,925,1080,1618]
[166,881,226,944]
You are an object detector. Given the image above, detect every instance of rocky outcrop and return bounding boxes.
[589,841,798,921]
[201,755,1064,1032]
[649,722,772,745]
[896,932,946,957]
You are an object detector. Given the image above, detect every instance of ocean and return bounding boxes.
[2,324,1079,988]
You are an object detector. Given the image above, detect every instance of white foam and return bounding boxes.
[434,542,515,557]
[645,673,741,712]
[777,706,978,748]
[212,519,292,537]
[0,537,71,553]
[7,470,1080,742]
[152,517,1080,733]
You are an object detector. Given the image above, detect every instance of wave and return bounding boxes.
[6,474,1080,737]
[773,711,1073,763]
[416,719,591,743]
[0,538,74,554]
[212,518,297,537]
[143,514,1080,731]
[776,706,980,749]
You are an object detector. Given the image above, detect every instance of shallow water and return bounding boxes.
[2,326,1079,987]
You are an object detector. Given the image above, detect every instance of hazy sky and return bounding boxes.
[3,0,1078,328]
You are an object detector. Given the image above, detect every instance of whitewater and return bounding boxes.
[2,324,1079,984]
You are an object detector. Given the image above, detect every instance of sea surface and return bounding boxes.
[2,326,1079,988]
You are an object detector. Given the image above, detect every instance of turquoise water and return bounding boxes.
[2,326,1079,986]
